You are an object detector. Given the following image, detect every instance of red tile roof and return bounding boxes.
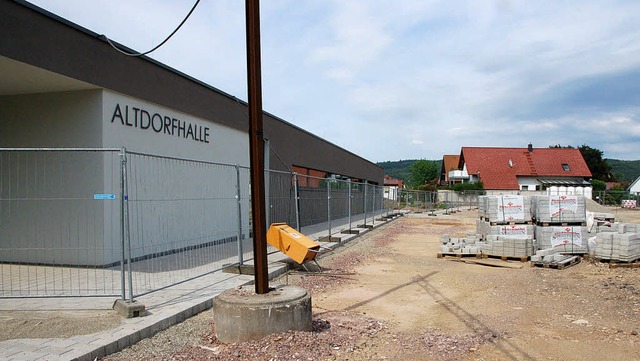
[384,174,403,187]
[441,155,460,181]
[460,147,592,190]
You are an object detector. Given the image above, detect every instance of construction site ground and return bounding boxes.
[96,206,640,360]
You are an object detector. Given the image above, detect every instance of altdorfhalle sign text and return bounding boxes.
[111,103,210,143]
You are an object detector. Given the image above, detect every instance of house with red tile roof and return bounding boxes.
[384,174,403,200]
[451,145,593,196]
[439,155,461,185]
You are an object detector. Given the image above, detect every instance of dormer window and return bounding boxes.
[562,163,570,171]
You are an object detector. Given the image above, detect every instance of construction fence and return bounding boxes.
[0,148,390,299]
[392,189,482,212]
[592,190,640,208]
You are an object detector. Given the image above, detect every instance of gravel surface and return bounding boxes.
[103,207,640,361]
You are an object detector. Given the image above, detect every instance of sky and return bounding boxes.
[29,0,640,162]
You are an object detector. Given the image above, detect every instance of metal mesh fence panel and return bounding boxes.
[329,179,351,234]
[0,149,122,297]
[266,170,297,228]
[125,152,249,297]
[297,174,329,233]
[1,148,395,298]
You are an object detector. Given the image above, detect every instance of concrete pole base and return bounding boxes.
[213,284,312,343]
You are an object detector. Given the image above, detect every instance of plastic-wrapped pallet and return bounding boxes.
[532,195,586,224]
[481,235,534,257]
[595,232,640,261]
[483,195,531,223]
[534,225,589,254]
[476,220,533,238]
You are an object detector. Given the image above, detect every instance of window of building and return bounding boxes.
[562,163,570,171]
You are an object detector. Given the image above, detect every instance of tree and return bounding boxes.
[577,145,615,181]
[409,159,438,187]
[590,179,606,192]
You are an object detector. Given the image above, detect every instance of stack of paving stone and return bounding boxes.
[477,195,533,241]
[532,195,588,254]
[532,195,586,224]
[480,195,532,223]
[594,224,640,262]
[439,234,481,255]
[534,225,589,254]
[478,196,487,218]
[477,221,534,238]
[480,234,534,258]
[530,247,562,262]
[597,223,640,234]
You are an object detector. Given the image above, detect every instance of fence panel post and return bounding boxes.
[235,165,244,265]
[372,186,376,225]
[363,183,368,226]
[294,173,300,231]
[119,148,126,301]
[348,179,352,231]
[326,178,332,237]
[120,148,134,302]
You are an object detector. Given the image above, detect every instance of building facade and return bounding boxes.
[0,1,383,266]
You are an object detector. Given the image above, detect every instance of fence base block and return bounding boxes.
[317,236,341,243]
[341,229,360,234]
[113,299,146,318]
[222,264,255,275]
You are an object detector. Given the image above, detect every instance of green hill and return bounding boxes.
[377,159,441,182]
[607,159,640,183]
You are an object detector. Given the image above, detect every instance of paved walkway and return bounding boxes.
[0,211,412,361]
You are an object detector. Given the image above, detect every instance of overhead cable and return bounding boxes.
[101,0,201,57]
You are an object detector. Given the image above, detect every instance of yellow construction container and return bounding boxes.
[267,223,320,264]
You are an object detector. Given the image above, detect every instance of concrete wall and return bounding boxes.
[0,90,112,265]
[0,90,251,266]
[102,91,251,265]
[0,90,103,147]
[102,91,249,164]
[263,113,383,184]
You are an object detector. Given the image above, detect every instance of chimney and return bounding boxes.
[528,143,533,153]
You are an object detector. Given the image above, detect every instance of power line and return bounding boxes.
[101,0,201,57]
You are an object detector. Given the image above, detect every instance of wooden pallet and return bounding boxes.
[481,254,529,262]
[437,252,480,259]
[531,255,581,270]
[594,258,640,269]
[488,221,533,226]
[537,222,587,227]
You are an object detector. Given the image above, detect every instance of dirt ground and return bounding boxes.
[0,310,121,342]
[99,206,640,361]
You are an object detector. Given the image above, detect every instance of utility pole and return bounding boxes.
[246,0,269,294]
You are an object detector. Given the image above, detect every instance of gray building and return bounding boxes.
[0,1,383,267]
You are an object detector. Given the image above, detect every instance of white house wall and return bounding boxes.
[517,177,539,191]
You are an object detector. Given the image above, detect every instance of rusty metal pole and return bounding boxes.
[246,0,269,294]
